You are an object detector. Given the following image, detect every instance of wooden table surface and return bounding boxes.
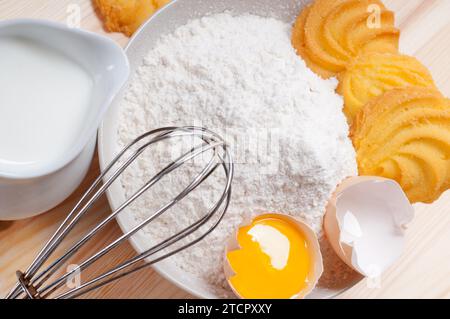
[0,0,449,299]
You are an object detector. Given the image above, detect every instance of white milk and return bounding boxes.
[0,36,93,168]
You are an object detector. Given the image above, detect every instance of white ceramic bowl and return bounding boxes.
[98,0,359,298]
[0,20,129,220]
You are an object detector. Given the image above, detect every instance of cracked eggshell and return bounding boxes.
[224,213,323,299]
[324,176,415,277]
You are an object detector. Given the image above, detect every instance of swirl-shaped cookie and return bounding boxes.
[292,0,399,78]
[352,87,450,203]
[94,0,170,36]
[338,53,436,123]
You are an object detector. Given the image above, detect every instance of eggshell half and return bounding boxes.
[324,176,415,277]
[224,213,324,299]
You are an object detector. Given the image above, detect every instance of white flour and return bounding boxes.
[117,13,357,297]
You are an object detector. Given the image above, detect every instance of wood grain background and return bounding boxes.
[0,0,449,299]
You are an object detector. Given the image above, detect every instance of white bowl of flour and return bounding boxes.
[98,0,362,298]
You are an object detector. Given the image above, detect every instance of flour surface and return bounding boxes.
[117,13,357,297]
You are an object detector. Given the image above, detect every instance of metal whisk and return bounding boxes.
[5,126,233,299]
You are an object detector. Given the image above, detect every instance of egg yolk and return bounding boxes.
[226,214,311,299]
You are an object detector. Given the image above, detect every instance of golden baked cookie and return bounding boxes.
[352,87,450,203]
[154,0,171,7]
[94,0,170,37]
[338,53,436,123]
[292,4,337,78]
[292,0,399,78]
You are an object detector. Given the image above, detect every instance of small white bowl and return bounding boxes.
[0,20,129,220]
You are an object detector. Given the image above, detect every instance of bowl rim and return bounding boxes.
[0,19,130,179]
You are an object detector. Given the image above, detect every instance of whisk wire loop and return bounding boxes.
[6,126,233,299]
